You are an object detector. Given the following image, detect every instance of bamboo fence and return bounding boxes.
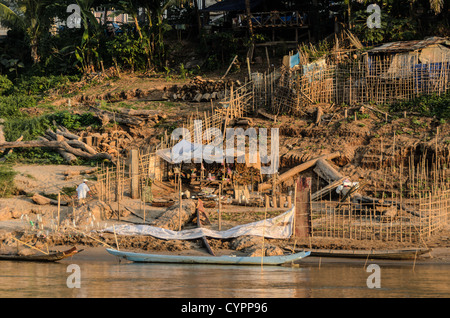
[308,188,449,242]
[273,55,450,114]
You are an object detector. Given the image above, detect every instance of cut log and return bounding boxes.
[89,106,144,126]
[56,128,81,141]
[258,152,341,192]
[257,109,277,121]
[32,193,68,206]
[314,158,344,183]
[119,108,163,117]
[315,106,323,125]
[64,167,98,177]
[57,149,77,163]
[0,124,5,144]
[193,93,202,102]
[0,135,23,162]
[66,139,97,155]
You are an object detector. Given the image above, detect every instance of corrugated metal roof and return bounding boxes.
[368,37,450,54]
[201,0,263,12]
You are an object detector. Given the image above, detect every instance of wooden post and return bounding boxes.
[247,57,252,80]
[143,196,146,223]
[219,183,222,231]
[179,172,182,231]
[113,225,120,251]
[130,149,139,199]
[57,192,61,230]
[294,177,312,238]
[117,156,121,221]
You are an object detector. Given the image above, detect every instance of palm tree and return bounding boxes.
[0,0,50,64]
[429,0,444,14]
[245,0,254,39]
[354,0,444,14]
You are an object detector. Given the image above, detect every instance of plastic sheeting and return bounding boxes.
[102,206,295,240]
[156,139,223,164]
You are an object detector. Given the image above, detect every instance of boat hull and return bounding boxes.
[0,247,81,262]
[308,248,430,260]
[106,248,310,266]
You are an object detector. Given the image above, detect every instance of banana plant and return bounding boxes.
[72,0,101,73]
[0,0,51,64]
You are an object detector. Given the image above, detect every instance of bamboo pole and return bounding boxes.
[57,192,61,230]
[261,201,267,269]
[67,225,112,248]
[12,237,49,255]
[113,224,120,251]
[179,171,182,231]
[219,183,222,231]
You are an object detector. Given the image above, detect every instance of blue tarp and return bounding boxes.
[290,52,300,68]
[414,62,449,92]
[202,0,263,12]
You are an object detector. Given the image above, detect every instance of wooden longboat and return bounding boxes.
[307,248,431,260]
[106,248,311,266]
[0,247,82,262]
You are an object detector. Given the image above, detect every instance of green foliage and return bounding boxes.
[0,165,17,198]
[0,95,37,119]
[3,110,101,142]
[3,115,51,141]
[106,31,149,72]
[48,111,101,130]
[0,75,13,95]
[2,148,65,165]
[13,75,80,95]
[200,32,247,71]
[390,92,450,119]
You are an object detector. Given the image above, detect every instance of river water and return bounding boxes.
[0,256,448,298]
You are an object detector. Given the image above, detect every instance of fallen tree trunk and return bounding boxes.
[39,135,78,164]
[64,167,98,177]
[258,152,341,192]
[89,106,144,126]
[32,193,68,206]
[66,139,97,155]
[314,158,345,183]
[56,128,81,141]
[0,135,23,162]
[0,140,113,161]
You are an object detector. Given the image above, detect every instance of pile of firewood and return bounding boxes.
[166,77,242,102]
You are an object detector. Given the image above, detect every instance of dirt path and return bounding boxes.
[14,164,91,195]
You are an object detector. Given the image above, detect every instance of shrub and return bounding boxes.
[0,165,17,197]
[390,92,450,119]
[0,95,37,119]
[0,75,13,95]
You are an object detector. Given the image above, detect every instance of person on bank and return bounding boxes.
[77,179,90,205]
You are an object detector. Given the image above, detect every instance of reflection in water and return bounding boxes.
[0,260,448,298]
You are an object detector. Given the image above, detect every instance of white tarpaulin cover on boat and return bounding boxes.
[103,206,295,240]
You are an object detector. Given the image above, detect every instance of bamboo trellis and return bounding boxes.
[308,189,450,242]
[273,56,450,115]
[156,78,272,151]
